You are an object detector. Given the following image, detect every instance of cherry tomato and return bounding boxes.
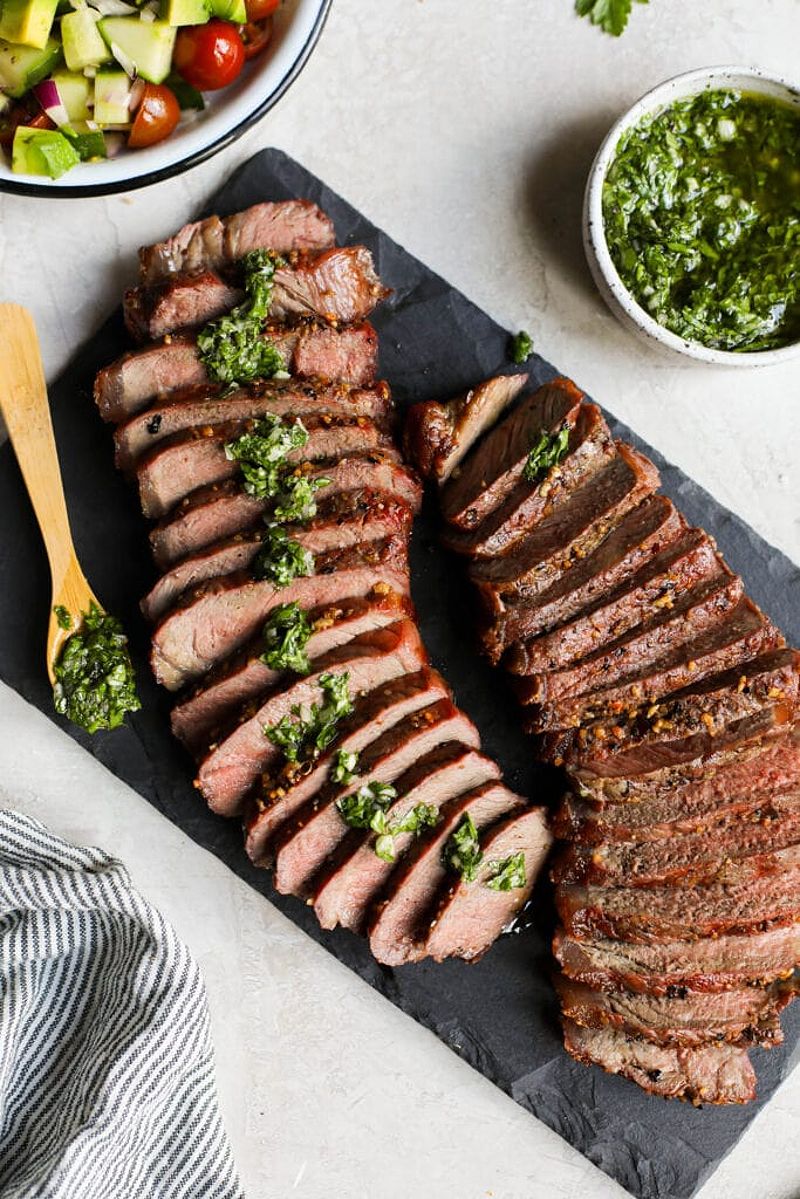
[128,83,181,149]
[239,16,273,60]
[244,0,279,21]
[174,20,245,91]
[0,96,54,150]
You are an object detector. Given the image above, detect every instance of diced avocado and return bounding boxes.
[93,68,131,124]
[0,0,59,50]
[0,34,61,97]
[161,0,209,25]
[209,0,246,22]
[97,17,176,84]
[12,125,80,177]
[64,121,106,160]
[51,69,91,121]
[61,8,111,71]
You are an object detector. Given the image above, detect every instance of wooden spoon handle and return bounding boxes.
[0,303,75,592]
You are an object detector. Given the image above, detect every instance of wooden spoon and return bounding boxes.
[0,303,102,684]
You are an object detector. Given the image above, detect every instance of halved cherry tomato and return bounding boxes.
[128,83,181,149]
[244,0,279,20]
[0,95,54,150]
[239,16,273,60]
[174,19,245,91]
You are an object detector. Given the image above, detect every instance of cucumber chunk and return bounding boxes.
[97,17,176,84]
[0,0,59,50]
[93,68,131,124]
[0,35,61,97]
[12,125,80,177]
[61,7,111,71]
[51,69,92,121]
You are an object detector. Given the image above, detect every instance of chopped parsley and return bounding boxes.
[522,424,570,484]
[53,605,72,631]
[576,0,648,37]
[443,812,483,883]
[53,603,141,735]
[196,249,288,385]
[603,89,800,350]
[259,603,312,674]
[332,748,360,785]
[485,852,527,892]
[264,671,353,762]
[253,527,314,587]
[510,330,533,364]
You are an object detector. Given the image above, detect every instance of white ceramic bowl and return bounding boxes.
[583,65,800,366]
[0,0,330,197]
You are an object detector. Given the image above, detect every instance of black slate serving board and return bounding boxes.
[1,149,799,1199]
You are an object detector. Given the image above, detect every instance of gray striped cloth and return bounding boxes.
[0,810,244,1199]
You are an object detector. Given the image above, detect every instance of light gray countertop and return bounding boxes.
[1,2,799,1195]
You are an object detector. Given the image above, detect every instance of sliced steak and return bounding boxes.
[114,379,393,471]
[271,702,482,897]
[423,806,551,962]
[124,247,389,342]
[404,373,528,484]
[470,444,660,615]
[561,1019,756,1104]
[555,975,795,1049]
[151,536,410,691]
[508,527,721,676]
[94,323,380,423]
[485,496,684,662]
[440,377,584,529]
[141,489,413,623]
[556,847,800,942]
[551,649,800,775]
[138,201,336,283]
[195,619,426,816]
[149,455,423,569]
[555,726,800,842]
[554,923,800,994]
[171,590,411,754]
[312,744,502,932]
[442,402,615,559]
[137,415,399,519]
[244,668,452,863]
[368,783,525,967]
[552,790,800,887]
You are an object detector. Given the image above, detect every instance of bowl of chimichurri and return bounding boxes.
[583,66,800,365]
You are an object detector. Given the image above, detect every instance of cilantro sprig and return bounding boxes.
[576,0,649,37]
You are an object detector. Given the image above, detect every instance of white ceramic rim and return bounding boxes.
[583,65,800,366]
[0,0,330,196]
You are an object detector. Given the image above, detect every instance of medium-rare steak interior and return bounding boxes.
[407,372,800,1103]
[94,200,551,971]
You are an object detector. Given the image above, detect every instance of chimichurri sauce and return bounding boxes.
[603,89,800,351]
[53,603,141,734]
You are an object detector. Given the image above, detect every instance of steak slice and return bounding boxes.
[552,790,800,887]
[556,847,800,942]
[486,496,684,662]
[141,489,413,623]
[442,402,615,559]
[94,323,380,423]
[554,924,800,994]
[555,726,800,842]
[195,619,426,816]
[404,373,528,484]
[114,379,393,471]
[124,247,389,342]
[423,806,551,962]
[440,376,584,529]
[271,703,482,897]
[555,975,795,1049]
[312,744,501,932]
[137,415,399,519]
[561,1019,756,1104]
[551,648,800,774]
[368,783,525,967]
[149,455,423,568]
[244,668,451,863]
[151,536,410,691]
[508,527,721,676]
[171,590,412,754]
[470,443,660,613]
[138,201,336,283]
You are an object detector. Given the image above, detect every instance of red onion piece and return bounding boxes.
[32,78,71,128]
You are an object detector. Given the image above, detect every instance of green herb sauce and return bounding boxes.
[603,89,800,351]
[253,528,314,587]
[443,812,483,883]
[510,329,533,364]
[259,602,313,674]
[53,603,141,734]
[197,250,288,385]
[264,670,353,763]
[224,413,330,523]
[523,424,570,484]
[485,851,527,892]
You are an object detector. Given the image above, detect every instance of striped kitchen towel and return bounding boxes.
[0,809,244,1199]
